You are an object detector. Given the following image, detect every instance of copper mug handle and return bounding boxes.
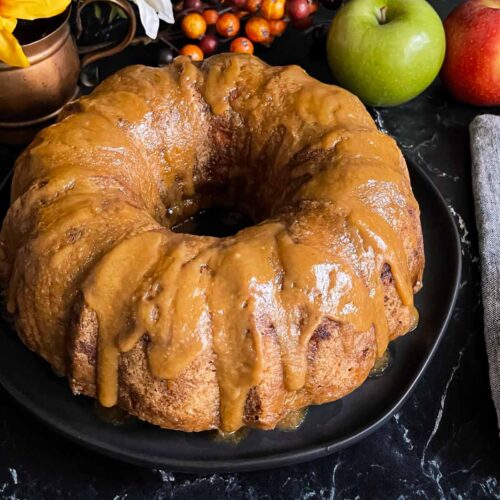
[76,0,137,68]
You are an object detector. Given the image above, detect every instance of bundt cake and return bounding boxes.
[0,54,424,433]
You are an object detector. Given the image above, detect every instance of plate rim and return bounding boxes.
[0,158,462,473]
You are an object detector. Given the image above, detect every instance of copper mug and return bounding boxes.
[0,0,137,145]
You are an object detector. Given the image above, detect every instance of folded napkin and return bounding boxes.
[470,114,500,429]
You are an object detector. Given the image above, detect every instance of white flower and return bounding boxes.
[131,0,174,39]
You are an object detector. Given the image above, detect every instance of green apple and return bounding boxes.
[327,0,446,107]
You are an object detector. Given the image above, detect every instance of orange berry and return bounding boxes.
[202,9,219,25]
[246,0,261,12]
[269,18,287,36]
[308,0,318,13]
[236,10,250,18]
[181,12,207,39]
[179,44,204,61]
[216,12,241,38]
[261,0,285,19]
[230,36,254,54]
[262,34,274,45]
[245,16,270,43]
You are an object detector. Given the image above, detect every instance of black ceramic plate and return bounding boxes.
[0,159,461,473]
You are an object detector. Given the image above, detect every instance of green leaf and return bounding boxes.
[109,5,127,22]
[116,6,127,19]
[93,3,102,18]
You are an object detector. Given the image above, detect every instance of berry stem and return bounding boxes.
[158,33,181,53]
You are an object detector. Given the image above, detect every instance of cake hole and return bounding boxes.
[172,207,253,238]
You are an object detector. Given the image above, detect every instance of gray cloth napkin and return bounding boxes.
[470,114,500,429]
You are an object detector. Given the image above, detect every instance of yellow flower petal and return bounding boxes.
[0,0,71,21]
[0,15,16,33]
[0,28,29,67]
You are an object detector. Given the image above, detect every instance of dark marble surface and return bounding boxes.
[1,0,500,498]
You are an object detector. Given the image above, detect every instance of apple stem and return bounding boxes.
[377,5,387,24]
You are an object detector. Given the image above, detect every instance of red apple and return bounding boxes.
[440,0,500,106]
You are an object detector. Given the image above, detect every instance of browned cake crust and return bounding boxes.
[0,54,424,432]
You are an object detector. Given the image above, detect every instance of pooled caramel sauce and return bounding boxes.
[409,309,420,332]
[276,408,308,432]
[2,54,423,432]
[94,402,133,426]
[369,349,393,378]
[213,427,250,444]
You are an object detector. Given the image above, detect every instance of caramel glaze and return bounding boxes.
[276,408,308,432]
[0,54,424,432]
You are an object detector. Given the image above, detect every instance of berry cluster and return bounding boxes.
[170,0,322,61]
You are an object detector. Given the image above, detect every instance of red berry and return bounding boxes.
[183,0,202,10]
[199,33,219,55]
[291,14,312,30]
[288,0,310,19]
[231,0,247,8]
[157,46,175,66]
